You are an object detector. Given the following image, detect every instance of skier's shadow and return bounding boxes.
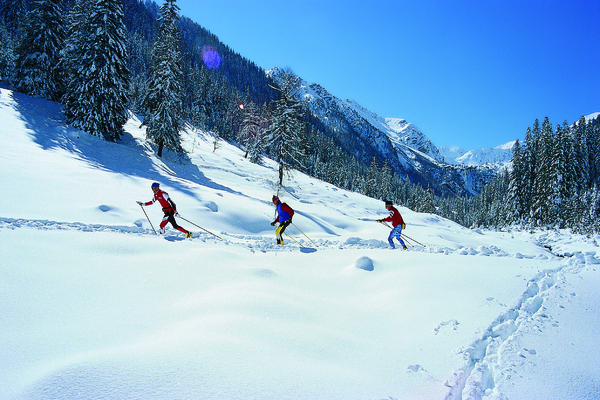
[163,236,185,242]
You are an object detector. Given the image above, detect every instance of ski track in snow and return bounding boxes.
[0,216,552,257]
[2,215,598,400]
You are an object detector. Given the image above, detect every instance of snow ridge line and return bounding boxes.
[0,216,151,235]
[443,250,595,400]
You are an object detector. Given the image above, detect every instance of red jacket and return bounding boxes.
[382,206,404,227]
[145,190,176,211]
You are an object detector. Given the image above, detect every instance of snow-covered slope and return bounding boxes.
[585,111,600,122]
[1,89,600,400]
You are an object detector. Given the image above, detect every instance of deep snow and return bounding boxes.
[1,88,599,399]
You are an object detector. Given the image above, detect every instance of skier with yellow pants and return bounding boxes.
[270,195,294,245]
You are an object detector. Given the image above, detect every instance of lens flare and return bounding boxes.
[201,45,222,69]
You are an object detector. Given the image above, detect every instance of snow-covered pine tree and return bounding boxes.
[592,117,600,187]
[12,0,64,101]
[532,116,554,225]
[572,116,590,195]
[266,69,308,186]
[0,19,14,82]
[205,75,232,140]
[584,115,600,187]
[185,67,208,129]
[380,160,394,202]
[492,172,510,227]
[142,0,184,157]
[238,100,269,164]
[521,125,537,222]
[506,138,524,224]
[62,0,130,142]
[422,184,436,214]
[549,122,570,227]
[0,0,29,33]
[59,0,91,121]
[365,156,380,199]
[126,31,153,114]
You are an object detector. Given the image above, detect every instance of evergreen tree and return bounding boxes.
[266,69,308,186]
[0,0,30,33]
[549,122,570,227]
[532,116,553,225]
[521,126,537,221]
[506,139,524,224]
[12,0,65,101]
[380,160,394,201]
[126,30,153,114]
[585,115,600,186]
[0,19,13,81]
[365,156,380,199]
[238,100,269,164]
[62,0,130,141]
[142,0,184,157]
[422,184,435,214]
[572,116,589,195]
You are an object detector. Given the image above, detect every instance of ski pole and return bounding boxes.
[378,220,414,247]
[291,222,319,247]
[178,216,225,241]
[378,220,393,230]
[401,233,426,247]
[139,203,157,235]
[399,234,415,247]
[284,232,310,249]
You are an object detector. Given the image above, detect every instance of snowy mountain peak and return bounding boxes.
[438,141,516,168]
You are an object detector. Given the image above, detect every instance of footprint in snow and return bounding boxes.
[434,319,459,335]
[406,364,427,373]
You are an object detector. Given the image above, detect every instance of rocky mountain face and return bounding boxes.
[270,68,510,196]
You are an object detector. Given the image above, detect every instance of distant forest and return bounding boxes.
[2,0,599,233]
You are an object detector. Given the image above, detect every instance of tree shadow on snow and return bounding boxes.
[10,91,244,201]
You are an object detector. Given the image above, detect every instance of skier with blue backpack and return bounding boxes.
[271,195,294,245]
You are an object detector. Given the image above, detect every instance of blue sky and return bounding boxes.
[176,0,600,150]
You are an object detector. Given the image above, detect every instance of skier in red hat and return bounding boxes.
[138,182,192,238]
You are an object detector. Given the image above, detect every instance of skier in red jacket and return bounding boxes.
[138,182,192,238]
[271,195,294,245]
[377,200,407,249]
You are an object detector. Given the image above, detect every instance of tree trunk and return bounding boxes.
[279,163,284,186]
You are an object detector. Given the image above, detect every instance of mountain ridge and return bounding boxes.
[272,68,502,196]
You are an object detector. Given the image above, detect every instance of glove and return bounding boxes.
[376,219,382,223]
[402,223,406,230]
[137,201,143,206]
[175,211,180,217]
[271,221,277,226]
